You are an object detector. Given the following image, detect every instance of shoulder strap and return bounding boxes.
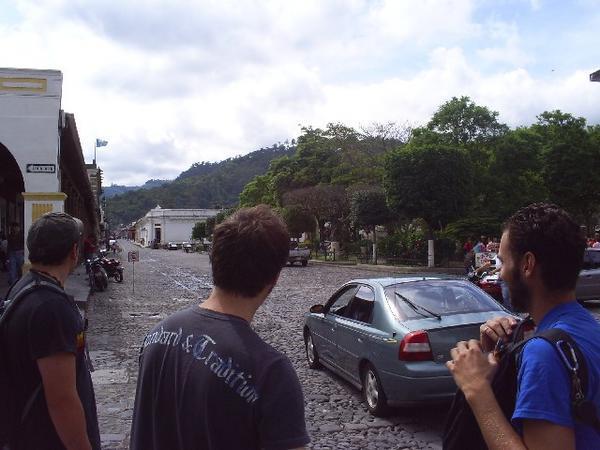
[0,277,68,428]
[0,279,67,329]
[534,328,600,432]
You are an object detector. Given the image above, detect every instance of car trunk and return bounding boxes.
[401,311,510,362]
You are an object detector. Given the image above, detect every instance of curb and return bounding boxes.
[308,259,465,276]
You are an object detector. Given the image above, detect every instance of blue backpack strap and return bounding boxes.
[534,328,600,432]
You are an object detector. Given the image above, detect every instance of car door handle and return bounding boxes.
[357,337,363,343]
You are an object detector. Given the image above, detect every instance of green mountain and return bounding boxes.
[103,179,171,198]
[105,144,295,226]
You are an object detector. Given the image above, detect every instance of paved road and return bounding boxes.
[86,241,600,450]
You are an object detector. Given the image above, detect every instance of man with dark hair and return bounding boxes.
[448,203,600,449]
[2,212,100,449]
[130,205,309,450]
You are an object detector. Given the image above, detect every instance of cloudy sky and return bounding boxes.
[2,0,599,185]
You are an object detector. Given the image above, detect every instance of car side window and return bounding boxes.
[327,286,358,316]
[345,285,375,324]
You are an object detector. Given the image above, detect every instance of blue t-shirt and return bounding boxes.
[512,301,600,448]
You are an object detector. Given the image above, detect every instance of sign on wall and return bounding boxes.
[26,164,56,173]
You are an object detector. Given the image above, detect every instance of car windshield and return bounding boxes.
[384,280,503,321]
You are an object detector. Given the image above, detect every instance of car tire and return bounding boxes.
[305,331,322,369]
[362,363,389,417]
[116,271,124,283]
[301,260,308,267]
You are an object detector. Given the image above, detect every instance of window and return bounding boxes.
[345,285,375,324]
[384,280,502,321]
[327,285,358,316]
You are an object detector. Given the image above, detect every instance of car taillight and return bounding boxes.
[399,330,433,361]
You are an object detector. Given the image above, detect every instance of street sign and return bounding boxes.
[26,163,56,173]
[128,251,139,294]
[590,70,600,82]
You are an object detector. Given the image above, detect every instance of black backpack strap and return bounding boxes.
[0,279,66,328]
[534,328,600,432]
[1,277,69,428]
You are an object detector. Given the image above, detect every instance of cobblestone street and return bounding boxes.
[86,241,600,450]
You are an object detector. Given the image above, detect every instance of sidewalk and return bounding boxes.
[1,264,91,313]
[309,258,465,276]
[64,264,92,312]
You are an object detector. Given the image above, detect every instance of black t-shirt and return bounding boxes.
[2,271,101,450]
[130,307,310,450]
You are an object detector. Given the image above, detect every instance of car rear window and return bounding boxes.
[384,280,503,320]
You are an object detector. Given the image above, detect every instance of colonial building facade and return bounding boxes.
[135,205,220,246]
[0,67,99,263]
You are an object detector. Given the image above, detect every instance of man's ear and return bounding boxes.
[522,252,536,278]
[71,243,79,261]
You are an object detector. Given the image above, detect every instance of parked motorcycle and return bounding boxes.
[98,250,124,282]
[85,256,109,292]
[467,266,503,303]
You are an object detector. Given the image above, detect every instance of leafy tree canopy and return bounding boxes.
[350,189,392,228]
[384,142,473,231]
[191,221,207,240]
[427,96,509,146]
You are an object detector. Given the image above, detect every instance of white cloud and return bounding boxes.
[1,0,598,185]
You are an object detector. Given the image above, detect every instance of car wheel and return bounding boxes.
[362,363,389,417]
[301,260,308,267]
[305,331,322,369]
[116,271,124,282]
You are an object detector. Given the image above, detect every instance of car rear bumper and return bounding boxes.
[379,366,456,406]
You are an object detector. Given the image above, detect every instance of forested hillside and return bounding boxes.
[103,179,171,198]
[105,144,295,225]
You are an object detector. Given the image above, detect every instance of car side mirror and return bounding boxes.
[310,304,325,314]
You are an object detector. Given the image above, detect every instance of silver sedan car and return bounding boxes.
[303,276,513,416]
[577,249,600,304]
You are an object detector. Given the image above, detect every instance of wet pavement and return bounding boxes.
[77,241,600,449]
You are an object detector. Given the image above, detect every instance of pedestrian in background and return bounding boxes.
[1,212,100,450]
[7,222,24,285]
[0,231,7,272]
[130,205,310,450]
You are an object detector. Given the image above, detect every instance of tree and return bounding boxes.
[427,96,509,146]
[281,205,315,238]
[282,185,349,242]
[533,111,600,226]
[191,221,207,240]
[206,217,216,236]
[239,174,275,207]
[384,142,473,266]
[350,189,392,263]
[487,128,547,219]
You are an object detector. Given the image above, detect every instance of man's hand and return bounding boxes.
[447,339,498,399]
[479,316,518,352]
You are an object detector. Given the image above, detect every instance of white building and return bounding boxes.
[135,205,220,246]
[0,68,98,263]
